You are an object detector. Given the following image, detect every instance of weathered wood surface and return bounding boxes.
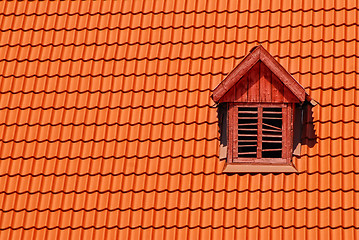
[213,45,306,103]
[220,61,300,104]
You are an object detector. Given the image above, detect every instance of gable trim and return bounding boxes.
[212,45,306,103]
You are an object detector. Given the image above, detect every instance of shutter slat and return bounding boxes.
[263,123,281,130]
[238,111,258,114]
[238,123,257,126]
[238,134,258,137]
[262,134,282,137]
[238,117,258,119]
[262,128,281,133]
[262,148,282,151]
[238,144,257,147]
[262,111,282,114]
[262,117,282,120]
[238,152,257,155]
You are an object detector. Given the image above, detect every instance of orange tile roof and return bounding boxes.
[0,0,359,239]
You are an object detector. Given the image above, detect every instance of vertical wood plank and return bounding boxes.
[282,105,288,159]
[282,104,293,162]
[284,87,300,103]
[234,73,248,102]
[233,105,238,160]
[257,106,263,159]
[271,73,284,102]
[259,62,272,102]
[227,103,236,163]
[287,103,294,163]
[247,61,260,102]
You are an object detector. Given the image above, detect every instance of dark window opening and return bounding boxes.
[237,106,283,159]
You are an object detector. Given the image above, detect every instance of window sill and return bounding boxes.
[223,163,298,173]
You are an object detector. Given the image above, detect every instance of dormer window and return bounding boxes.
[234,105,285,160]
[212,46,311,173]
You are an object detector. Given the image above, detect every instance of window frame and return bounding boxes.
[227,102,294,165]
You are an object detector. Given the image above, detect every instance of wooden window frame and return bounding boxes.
[227,102,294,166]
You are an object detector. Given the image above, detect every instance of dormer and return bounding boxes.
[212,46,311,173]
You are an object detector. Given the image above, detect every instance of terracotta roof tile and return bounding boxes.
[0,0,359,238]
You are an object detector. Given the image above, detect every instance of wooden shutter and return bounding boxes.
[237,107,258,158]
[230,103,291,164]
[262,107,282,158]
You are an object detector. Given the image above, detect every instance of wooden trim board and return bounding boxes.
[212,45,307,103]
[223,163,298,173]
[212,47,260,102]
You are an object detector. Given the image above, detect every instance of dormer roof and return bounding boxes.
[212,45,308,103]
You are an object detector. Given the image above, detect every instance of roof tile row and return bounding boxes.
[0,0,359,238]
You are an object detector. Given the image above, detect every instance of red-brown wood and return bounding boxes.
[257,107,263,159]
[282,104,289,159]
[227,104,235,163]
[219,61,300,104]
[220,87,235,102]
[284,87,300,103]
[259,46,306,102]
[229,103,291,165]
[281,103,294,163]
[287,103,294,163]
[259,62,272,102]
[212,47,260,102]
[234,104,257,163]
[247,62,260,102]
[271,73,284,102]
[223,164,297,173]
[216,47,305,170]
[254,158,286,164]
[212,45,306,103]
[234,73,248,102]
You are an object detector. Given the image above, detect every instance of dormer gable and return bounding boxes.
[212,45,307,104]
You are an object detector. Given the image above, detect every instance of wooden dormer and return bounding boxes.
[212,46,310,173]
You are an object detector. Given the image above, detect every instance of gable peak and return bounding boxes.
[212,45,307,103]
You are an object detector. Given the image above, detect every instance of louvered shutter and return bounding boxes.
[237,107,258,158]
[262,107,282,158]
[231,104,289,163]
